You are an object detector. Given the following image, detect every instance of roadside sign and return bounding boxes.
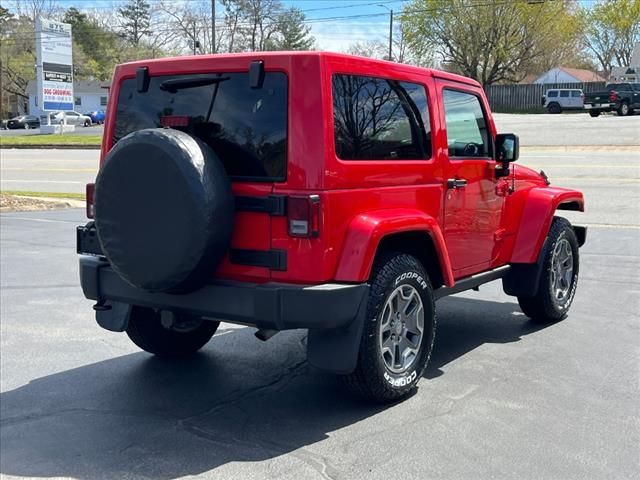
[35,17,73,112]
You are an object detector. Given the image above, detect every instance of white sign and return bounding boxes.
[36,17,73,111]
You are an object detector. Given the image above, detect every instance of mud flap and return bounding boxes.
[96,301,132,332]
[306,292,368,374]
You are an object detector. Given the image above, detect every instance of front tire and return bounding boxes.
[126,306,219,357]
[547,103,561,114]
[518,217,579,323]
[617,102,630,116]
[343,253,436,403]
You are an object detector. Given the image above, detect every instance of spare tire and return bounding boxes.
[94,128,233,293]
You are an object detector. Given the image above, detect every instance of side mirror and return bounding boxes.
[495,133,519,163]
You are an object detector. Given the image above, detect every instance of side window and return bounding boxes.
[571,91,582,97]
[332,74,431,160]
[442,89,490,158]
[560,90,570,98]
[74,96,81,106]
[548,91,558,98]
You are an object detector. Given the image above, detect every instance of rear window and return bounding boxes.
[571,91,582,97]
[113,72,288,181]
[607,83,630,90]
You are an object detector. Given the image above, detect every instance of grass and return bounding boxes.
[0,134,101,147]
[1,190,85,200]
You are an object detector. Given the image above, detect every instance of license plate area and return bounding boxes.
[77,224,104,256]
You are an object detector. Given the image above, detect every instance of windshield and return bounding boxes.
[113,72,288,181]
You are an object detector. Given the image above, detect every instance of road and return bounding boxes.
[1,209,638,479]
[1,114,639,479]
[2,148,639,228]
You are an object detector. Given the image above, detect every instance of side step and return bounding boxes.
[435,265,511,300]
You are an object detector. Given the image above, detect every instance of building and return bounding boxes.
[609,42,640,83]
[27,80,109,116]
[533,67,606,84]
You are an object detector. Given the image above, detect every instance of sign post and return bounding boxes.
[35,17,74,130]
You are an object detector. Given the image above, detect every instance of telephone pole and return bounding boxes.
[378,5,393,61]
[211,0,216,53]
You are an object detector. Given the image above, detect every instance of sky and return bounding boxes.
[25,0,410,52]
[11,0,599,53]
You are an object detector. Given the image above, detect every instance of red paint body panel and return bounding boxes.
[511,187,585,263]
[100,52,584,287]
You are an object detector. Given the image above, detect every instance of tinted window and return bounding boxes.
[560,90,570,97]
[571,91,582,97]
[607,83,630,90]
[332,74,431,160]
[114,72,288,181]
[548,91,558,97]
[443,89,490,158]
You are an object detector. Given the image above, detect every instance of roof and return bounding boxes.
[116,51,482,88]
[557,67,606,83]
[26,80,110,95]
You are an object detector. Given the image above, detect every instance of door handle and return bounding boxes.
[447,178,468,189]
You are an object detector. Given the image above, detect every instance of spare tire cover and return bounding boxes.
[94,128,233,293]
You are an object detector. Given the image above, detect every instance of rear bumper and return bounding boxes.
[79,255,368,332]
[584,103,612,111]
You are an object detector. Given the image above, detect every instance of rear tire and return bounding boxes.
[589,111,600,118]
[126,306,219,357]
[343,253,436,403]
[518,217,579,324]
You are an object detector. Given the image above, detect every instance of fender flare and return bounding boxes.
[510,187,584,264]
[334,209,455,287]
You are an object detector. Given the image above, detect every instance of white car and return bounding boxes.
[47,110,93,127]
[542,89,584,114]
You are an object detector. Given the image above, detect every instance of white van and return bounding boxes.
[542,89,584,113]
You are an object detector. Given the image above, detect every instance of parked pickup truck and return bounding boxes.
[77,52,586,403]
[584,82,640,117]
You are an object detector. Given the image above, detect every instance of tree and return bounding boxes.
[0,9,35,116]
[118,0,151,46]
[347,40,387,59]
[402,0,582,86]
[268,7,314,51]
[582,0,640,74]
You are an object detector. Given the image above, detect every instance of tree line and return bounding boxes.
[1,0,638,117]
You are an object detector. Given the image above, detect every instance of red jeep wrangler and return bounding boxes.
[77,52,586,402]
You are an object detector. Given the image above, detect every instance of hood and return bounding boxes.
[514,164,549,186]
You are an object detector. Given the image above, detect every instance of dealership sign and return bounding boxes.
[35,17,73,111]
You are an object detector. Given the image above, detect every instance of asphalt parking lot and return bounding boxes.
[1,114,639,479]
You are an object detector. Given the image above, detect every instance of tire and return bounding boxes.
[617,102,630,116]
[589,111,600,118]
[126,306,219,357]
[547,103,561,114]
[518,217,579,323]
[84,120,91,127]
[94,128,234,293]
[343,253,436,403]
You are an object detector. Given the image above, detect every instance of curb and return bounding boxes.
[0,144,100,150]
[520,145,640,152]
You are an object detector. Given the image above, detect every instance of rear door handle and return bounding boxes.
[447,178,468,189]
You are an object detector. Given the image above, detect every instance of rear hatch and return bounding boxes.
[110,69,288,282]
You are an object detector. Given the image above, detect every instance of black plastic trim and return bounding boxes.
[79,256,368,334]
[436,265,511,299]
[235,195,286,216]
[229,248,287,271]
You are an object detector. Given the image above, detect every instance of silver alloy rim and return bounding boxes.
[378,285,424,373]
[622,104,629,115]
[550,238,574,302]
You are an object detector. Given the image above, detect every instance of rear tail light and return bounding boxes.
[609,91,618,102]
[86,183,95,219]
[160,115,189,128]
[288,195,320,238]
